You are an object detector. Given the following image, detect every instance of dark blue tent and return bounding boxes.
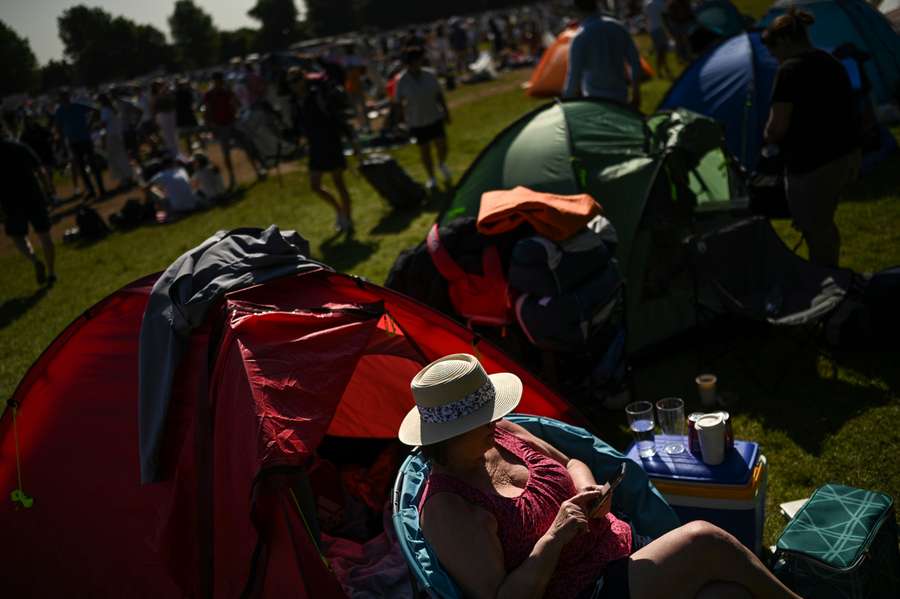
[660,30,897,172]
[762,0,900,105]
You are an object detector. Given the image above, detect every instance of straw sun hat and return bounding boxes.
[398,354,522,446]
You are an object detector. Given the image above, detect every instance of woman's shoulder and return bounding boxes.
[421,490,497,534]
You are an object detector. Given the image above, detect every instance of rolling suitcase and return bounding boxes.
[359,153,426,210]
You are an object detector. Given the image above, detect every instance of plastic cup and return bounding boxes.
[696,374,718,408]
[696,413,726,465]
[656,397,685,454]
[626,401,656,458]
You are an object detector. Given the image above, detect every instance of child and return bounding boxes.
[190,151,226,201]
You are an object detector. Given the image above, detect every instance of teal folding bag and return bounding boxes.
[773,483,900,599]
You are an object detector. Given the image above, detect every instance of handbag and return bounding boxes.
[772,483,900,598]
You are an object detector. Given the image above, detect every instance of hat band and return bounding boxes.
[418,380,495,424]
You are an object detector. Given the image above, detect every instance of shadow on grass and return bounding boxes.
[843,153,900,204]
[624,319,898,457]
[369,188,450,235]
[319,233,378,273]
[0,286,49,330]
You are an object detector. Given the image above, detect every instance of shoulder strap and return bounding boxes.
[426,223,467,282]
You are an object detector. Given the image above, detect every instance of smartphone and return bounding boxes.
[589,463,627,517]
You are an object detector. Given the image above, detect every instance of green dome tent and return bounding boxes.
[440,100,750,354]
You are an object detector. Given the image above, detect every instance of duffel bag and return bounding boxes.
[359,153,425,210]
[773,483,900,598]
[509,231,612,298]
[514,263,623,353]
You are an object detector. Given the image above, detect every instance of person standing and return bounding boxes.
[0,133,56,285]
[19,113,58,201]
[763,9,858,268]
[97,94,135,189]
[645,0,674,79]
[563,0,643,109]
[203,72,266,189]
[54,90,107,199]
[395,46,452,192]
[175,79,201,154]
[151,80,180,159]
[288,68,357,234]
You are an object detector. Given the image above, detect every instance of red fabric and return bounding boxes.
[420,427,632,599]
[426,223,513,326]
[1,269,587,597]
[204,87,237,126]
[477,186,602,241]
[0,275,181,597]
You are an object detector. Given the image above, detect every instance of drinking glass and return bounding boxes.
[656,397,685,454]
[625,401,656,458]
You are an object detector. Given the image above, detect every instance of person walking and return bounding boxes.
[203,72,267,189]
[0,133,56,285]
[19,113,58,202]
[563,0,643,109]
[395,46,452,192]
[54,90,107,199]
[97,93,135,189]
[288,67,357,234]
[763,9,859,268]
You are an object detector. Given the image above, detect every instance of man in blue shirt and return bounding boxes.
[563,0,642,109]
[54,90,106,199]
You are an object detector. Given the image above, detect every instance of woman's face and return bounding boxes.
[448,420,497,455]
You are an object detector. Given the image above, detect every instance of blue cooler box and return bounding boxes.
[626,435,767,555]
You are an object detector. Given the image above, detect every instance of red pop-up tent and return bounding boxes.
[0,268,587,597]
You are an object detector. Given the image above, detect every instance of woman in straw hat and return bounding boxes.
[399,354,801,599]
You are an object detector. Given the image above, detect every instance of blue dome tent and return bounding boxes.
[660,28,897,172]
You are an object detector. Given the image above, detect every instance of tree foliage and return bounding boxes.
[58,5,174,85]
[0,20,39,96]
[168,0,220,70]
[247,0,303,51]
[40,59,74,92]
[219,28,258,62]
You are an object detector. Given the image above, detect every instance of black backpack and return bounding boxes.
[359,154,426,210]
[75,205,109,240]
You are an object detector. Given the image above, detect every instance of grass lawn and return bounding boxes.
[2,37,899,549]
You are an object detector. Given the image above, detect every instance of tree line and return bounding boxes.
[1,0,534,96]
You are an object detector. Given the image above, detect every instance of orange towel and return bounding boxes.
[477,186,602,241]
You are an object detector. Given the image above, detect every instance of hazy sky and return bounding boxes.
[1,0,307,65]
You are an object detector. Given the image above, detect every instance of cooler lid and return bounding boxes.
[626,435,759,485]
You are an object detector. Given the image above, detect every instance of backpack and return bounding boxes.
[75,206,109,240]
[427,222,513,327]
[773,484,900,598]
[514,262,623,353]
[109,198,154,229]
[508,216,616,297]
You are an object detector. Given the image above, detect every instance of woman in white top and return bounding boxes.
[151,80,180,159]
[98,93,135,186]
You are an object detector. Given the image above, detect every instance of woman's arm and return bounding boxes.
[497,420,611,515]
[422,490,602,599]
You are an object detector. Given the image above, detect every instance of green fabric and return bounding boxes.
[774,483,900,599]
[442,100,745,353]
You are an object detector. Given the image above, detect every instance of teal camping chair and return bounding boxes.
[391,414,681,598]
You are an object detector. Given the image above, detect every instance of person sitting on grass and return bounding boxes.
[190,151,226,202]
[143,156,205,218]
[0,132,57,286]
[399,353,804,599]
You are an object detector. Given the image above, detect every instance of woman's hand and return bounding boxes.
[579,483,613,519]
[543,490,601,547]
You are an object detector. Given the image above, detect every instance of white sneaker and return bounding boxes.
[439,163,453,185]
[426,178,437,192]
